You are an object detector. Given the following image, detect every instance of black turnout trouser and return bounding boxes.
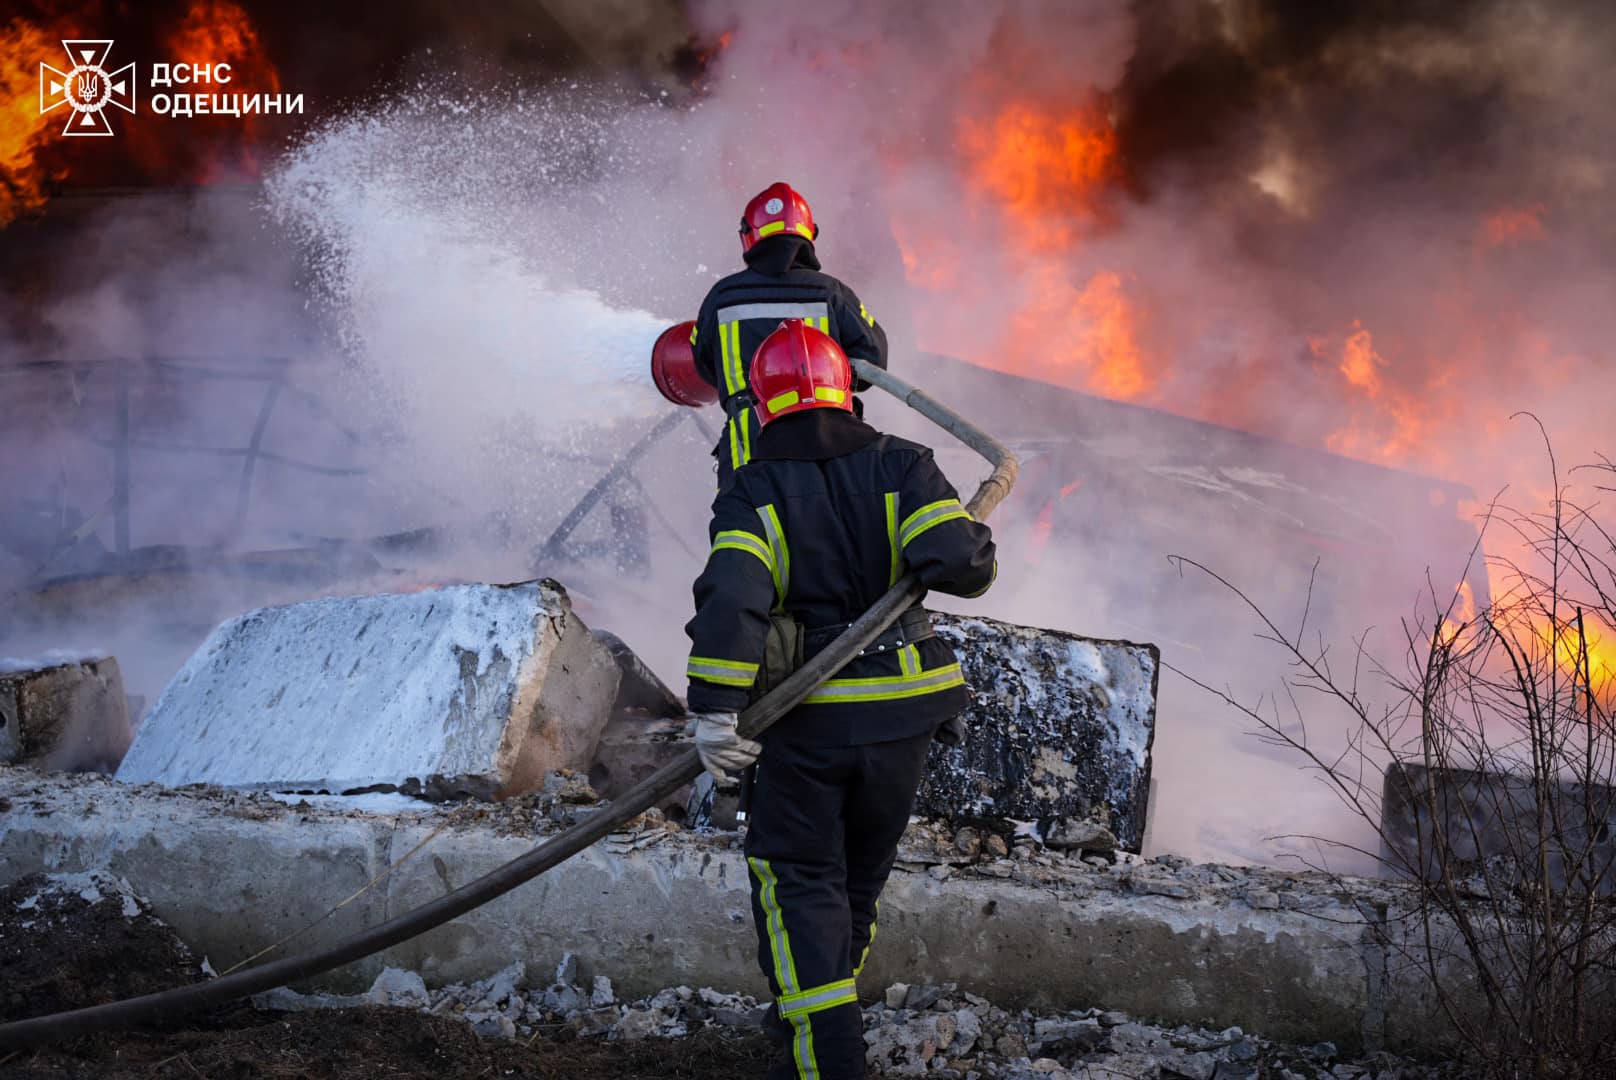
[743,727,935,1080]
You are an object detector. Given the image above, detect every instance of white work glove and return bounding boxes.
[691,711,762,781]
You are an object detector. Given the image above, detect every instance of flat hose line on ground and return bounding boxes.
[0,358,1017,1050]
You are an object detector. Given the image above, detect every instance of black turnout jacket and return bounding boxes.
[691,235,889,476]
[685,409,996,746]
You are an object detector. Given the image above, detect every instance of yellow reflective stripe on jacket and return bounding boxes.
[898,644,921,677]
[802,661,965,704]
[884,492,900,586]
[756,504,790,607]
[686,656,759,687]
[859,301,875,327]
[900,498,971,548]
[725,410,754,471]
[778,978,858,1019]
[720,319,744,396]
[689,324,698,345]
[713,529,773,572]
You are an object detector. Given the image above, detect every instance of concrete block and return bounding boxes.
[115,579,620,799]
[1381,763,1616,895]
[0,655,130,771]
[920,614,1158,851]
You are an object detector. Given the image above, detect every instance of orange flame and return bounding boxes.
[894,96,1145,400]
[156,0,282,178]
[959,97,1118,250]
[1003,268,1151,398]
[0,17,60,226]
[1318,321,1438,467]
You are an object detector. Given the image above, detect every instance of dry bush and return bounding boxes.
[1174,427,1616,1079]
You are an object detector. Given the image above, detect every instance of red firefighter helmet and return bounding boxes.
[739,181,818,253]
[749,319,853,425]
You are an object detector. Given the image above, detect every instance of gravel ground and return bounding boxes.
[0,872,1453,1080]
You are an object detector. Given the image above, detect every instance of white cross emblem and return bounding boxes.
[40,39,137,137]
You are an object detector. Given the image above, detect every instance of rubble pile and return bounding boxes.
[259,957,1445,1080]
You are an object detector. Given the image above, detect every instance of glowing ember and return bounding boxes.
[0,17,59,226]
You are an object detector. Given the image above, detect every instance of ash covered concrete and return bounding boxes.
[114,580,620,799]
[1,765,1442,1054]
[922,615,1157,850]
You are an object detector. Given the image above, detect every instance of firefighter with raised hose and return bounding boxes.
[683,320,996,1079]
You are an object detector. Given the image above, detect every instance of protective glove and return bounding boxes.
[934,713,969,747]
[691,712,763,781]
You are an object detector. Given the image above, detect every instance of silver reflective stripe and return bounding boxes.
[717,302,830,324]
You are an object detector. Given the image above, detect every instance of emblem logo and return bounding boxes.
[40,39,137,136]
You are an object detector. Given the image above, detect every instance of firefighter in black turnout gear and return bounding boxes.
[691,181,889,488]
[684,321,996,1079]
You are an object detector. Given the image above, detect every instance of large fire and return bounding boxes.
[892,96,1149,399]
[1,16,61,226]
[958,97,1118,251]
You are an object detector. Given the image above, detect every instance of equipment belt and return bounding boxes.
[723,391,757,419]
[803,606,933,661]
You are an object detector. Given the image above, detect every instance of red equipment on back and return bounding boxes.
[749,319,853,426]
[739,182,817,253]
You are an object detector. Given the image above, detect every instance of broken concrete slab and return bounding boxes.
[114,579,620,800]
[0,654,129,772]
[919,615,1158,852]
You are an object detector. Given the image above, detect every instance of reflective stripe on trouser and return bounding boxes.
[745,731,936,1079]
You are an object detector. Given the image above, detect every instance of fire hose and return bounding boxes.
[0,357,1016,1050]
